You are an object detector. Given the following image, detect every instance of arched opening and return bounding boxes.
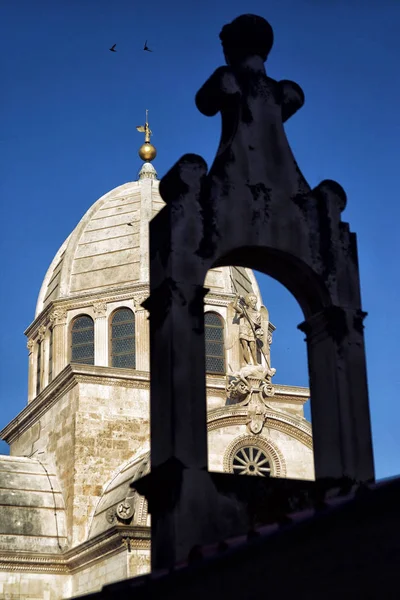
[70,315,95,365]
[109,308,136,369]
[204,261,314,481]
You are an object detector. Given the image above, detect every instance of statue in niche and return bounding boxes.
[233,294,264,366]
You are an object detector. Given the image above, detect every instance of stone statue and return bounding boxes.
[232,293,264,366]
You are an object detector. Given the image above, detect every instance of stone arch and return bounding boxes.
[211,245,331,321]
[223,434,286,478]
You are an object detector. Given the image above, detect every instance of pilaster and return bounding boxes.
[134,295,150,372]
[299,306,374,482]
[93,301,108,366]
[27,339,35,402]
[49,308,68,377]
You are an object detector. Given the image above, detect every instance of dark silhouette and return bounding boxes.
[109,44,117,52]
[143,40,153,52]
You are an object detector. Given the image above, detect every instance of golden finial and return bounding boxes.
[136,109,157,162]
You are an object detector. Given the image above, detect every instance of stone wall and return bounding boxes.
[70,550,127,597]
[208,423,314,480]
[8,375,150,547]
[0,572,70,600]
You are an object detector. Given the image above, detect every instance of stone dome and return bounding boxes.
[35,175,262,318]
[0,455,67,553]
[88,451,150,540]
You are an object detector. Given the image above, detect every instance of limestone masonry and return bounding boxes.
[0,161,313,599]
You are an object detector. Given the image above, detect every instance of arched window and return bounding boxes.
[205,312,225,374]
[232,446,271,477]
[36,342,42,396]
[110,308,135,369]
[71,315,94,365]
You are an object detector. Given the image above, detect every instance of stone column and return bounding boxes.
[27,338,35,403]
[299,306,375,483]
[135,294,150,372]
[93,301,108,366]
[49,308,68,378]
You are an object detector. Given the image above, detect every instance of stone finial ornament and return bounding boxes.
[134,14,374,571]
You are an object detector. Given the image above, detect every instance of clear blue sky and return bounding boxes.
[1,0,399,479]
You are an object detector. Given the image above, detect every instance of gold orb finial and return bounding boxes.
[136,109,157,163]
[139,142,157,161]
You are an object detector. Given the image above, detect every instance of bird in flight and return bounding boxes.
[109,44,117,52]
[143,40,153,52]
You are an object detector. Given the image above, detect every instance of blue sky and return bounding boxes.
[1,0,399,479]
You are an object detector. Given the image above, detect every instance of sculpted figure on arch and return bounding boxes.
[233,293,264,366]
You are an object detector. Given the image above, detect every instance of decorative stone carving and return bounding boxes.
[27,339,35,354]
[267,332,273,345]
[93,301,107,318]
[232,294,264,366]
[37,325,47,342]
[227,364,276,434]
[135,293,149,309]
[106,507,116,524]
[116,493,136,523]
[223,434,286,478]
[49,308,67,326]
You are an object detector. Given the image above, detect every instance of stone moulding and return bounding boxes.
[208,405,313,449]
[0,365,151,444]
[24,284,151,339]
[0,526,150,575]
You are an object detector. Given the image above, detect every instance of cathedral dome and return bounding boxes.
[0,456,67,553]
[35,175,262,318]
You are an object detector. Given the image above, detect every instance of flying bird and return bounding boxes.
[109,44,117,52]
[143,40,153,52]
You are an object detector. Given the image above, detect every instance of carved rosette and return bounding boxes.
[116,493,136,523]
[49,308,68,327]
[261,382,275,398]
[93,301,107,319]
[27,338,35,354]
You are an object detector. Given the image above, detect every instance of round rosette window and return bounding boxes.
[232,446,271,476]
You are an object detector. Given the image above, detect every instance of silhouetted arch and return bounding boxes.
[212,246,332,320]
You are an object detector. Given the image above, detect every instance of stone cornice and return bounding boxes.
[0,525,150,575]
[25,284,151,338]
[204,291,236,306]
[206,375,309,403]
[25,287,241,338]
[1,363,309,444]
[0,365,151,444]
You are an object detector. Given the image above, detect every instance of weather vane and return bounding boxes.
[136,109,152,143]
[136,109,157,162]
